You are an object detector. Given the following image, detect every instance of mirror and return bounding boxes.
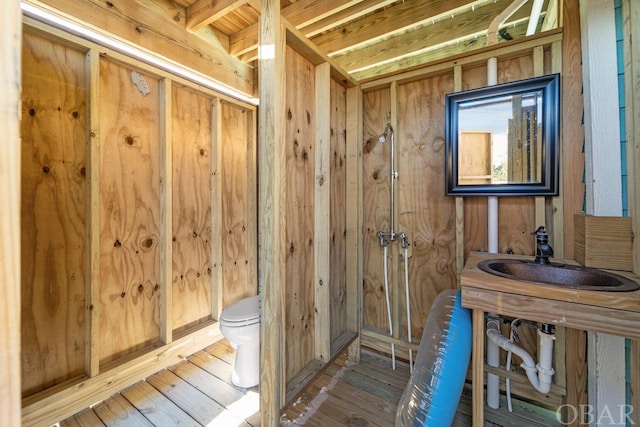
[445,74,560,196]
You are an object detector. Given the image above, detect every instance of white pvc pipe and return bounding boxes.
[487,196,499,254]
[487,57,498,86]
[486,47,501,411]
[486,185,499,409]
[403,245,413,373]
[487,328,555,394]
[383,244,396,370]
[486,317,501,409]
[536,329,556,392]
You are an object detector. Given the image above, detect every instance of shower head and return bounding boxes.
[378,123,393,143]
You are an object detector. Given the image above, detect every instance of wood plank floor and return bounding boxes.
[59,341,560,427]
[281,350,560,427]
[59,340,260,427]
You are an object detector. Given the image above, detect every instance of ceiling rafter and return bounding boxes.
[229,0,387,58]
[186,0,251,32]
[332,2,537,73]
[311,0,479,56]
[168,0,557,83]
[352,21,532,81]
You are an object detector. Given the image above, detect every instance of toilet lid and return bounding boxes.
[220,295,260,323]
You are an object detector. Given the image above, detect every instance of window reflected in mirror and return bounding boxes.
[458,90,543,185]
[445,74,559,196]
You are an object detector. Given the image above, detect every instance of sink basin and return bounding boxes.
[477,259,640,292]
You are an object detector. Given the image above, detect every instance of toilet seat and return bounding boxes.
[220,295,260,327]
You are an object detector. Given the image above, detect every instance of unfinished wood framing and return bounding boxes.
[99,58,162,365]
[533,45,546,229]
[389,80,401,345]
[20,18,257,426]
[623,0,640,424]
[159,78,173,344]
[171,85,216,332]
[454,65,464,289]
[220,100,259,308]
[86,48,101,378]
[359,29,578,417]
[211,97,224,321]
[329,78,349,346]
[345,85,363,362]
[314,62,331,362]
[258,0,286,424]
[21,30,88,396]
[14,1,635,426]
[186,0,250,32]
[0,0,22,424]
[284,45,316,383]
[22,322,223,426]
[550,37,565,258]
[24,0,254,95]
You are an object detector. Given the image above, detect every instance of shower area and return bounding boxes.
[359,35,569,416]
[361,80,459,363]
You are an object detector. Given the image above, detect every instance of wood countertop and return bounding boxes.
[461,251,640,340]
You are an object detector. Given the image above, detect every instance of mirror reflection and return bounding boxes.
[458,90,543,186]
[445,73,559,196]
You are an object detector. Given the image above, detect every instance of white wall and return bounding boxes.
[580,0,626,425]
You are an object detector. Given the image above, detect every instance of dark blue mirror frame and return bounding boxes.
[445,73,560,196]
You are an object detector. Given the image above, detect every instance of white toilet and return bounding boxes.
[219,295,260,388]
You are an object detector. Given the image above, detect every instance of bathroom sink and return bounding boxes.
[477,259,640,292]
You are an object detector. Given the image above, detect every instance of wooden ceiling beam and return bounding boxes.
[352,21,533,81]
[281,17,357,87]
[229,0,381,57]
[333,2,535,73]
[311,0,489,56]
[186,0,250,32]
[281,0,366,29]
[26,0,254,94]
[301,0,397,39]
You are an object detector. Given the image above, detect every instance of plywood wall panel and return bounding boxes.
[221,102,256,306]
[498,198,536,254]
[20,33,88,397]
[329,79,348,342]
[463,196,489,259]
[20,24,259,421]
[362,88,391,332]
[397,74,457,338]
[498,54,534,84]
[285,46,316,381]
[99,60,161,364]
[170,85,212,332]
[460,63,488,91]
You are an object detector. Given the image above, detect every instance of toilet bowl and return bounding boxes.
[219,295,260,388]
